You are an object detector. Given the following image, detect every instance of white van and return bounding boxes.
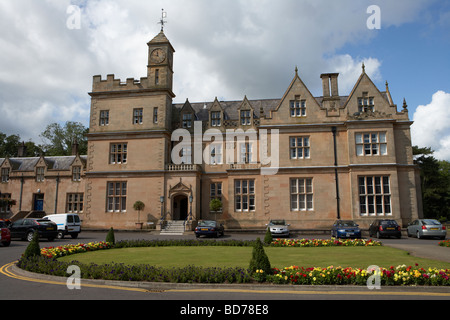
[43,214,81,239]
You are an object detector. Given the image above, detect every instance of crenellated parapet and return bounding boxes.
[92,74,149,92]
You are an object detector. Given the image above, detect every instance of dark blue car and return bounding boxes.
[195,220,224,238]
[331,220,362,239]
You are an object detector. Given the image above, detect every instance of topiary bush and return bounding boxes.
[264,228,273,245]
[23,231,41,258]
[248,238,272,277]
[106,227,115,245]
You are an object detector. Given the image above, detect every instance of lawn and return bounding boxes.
[58,246,450,270]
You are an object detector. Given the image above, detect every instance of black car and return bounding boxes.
[194,220,224,238]
[368,219,402,239]
[9,218,58,242]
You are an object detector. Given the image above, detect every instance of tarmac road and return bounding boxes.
[0,230,449,305]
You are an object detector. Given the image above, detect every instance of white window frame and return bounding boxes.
[359,176,391,216]
[106,182,127,212]
[355,132,387,156]
[290,137,310,159]
[234,179,255,212]
[290,178,314,211]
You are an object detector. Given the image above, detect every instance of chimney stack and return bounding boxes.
[72,138,79,156]
[320,73,339,97]
[17,141,27,157]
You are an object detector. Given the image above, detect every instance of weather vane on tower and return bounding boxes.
[158,8,167,31]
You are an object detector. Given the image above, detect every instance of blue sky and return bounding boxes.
[0,0,449,159]
[339,1,450,112]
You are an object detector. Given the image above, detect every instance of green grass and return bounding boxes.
[59,246,450,269]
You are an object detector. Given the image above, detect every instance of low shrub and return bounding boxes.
[23,231,40,258]
[17,255,253,284]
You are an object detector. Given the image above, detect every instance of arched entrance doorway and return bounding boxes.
[172,194,188,221]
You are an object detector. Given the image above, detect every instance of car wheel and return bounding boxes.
[2,241,11,247]
[57,231,65,239]
[71,233,79,239]
[26,231,36,242]
[416,231,421,239]
[376,231,382,239]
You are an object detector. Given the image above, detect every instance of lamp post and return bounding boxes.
[160,196,165,219]
[189,195,193,221]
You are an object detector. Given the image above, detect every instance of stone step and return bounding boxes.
[160,220,186,235]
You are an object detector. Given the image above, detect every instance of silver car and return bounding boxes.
[407,219,447,240]
[266,220,290,238]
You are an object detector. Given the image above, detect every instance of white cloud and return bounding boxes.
[412,91,450,161]
[0,0,435,143]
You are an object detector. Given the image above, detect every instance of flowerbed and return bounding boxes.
[268,264,450,286]
[439,240,450,247]
[15,239,449,286]
[40,242,113,259]
[270,238,382,247]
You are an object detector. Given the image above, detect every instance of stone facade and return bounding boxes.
[0,30,422,230]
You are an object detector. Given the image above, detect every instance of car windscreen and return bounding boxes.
[381,220,398,226]
[198,221,215,227]
[422,219,440,225]
[340,221,357,227]
[270,220,286,225]
[36,219,54,225]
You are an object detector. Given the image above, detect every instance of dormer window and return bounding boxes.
[1,168,9,183]
[211,111,221,126]
[72,166,81,181]
[182,113,193,128]
[240,110,251,125]
[358,93,374,112]
[36,167,45,182]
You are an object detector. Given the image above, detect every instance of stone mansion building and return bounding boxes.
[0,30,423,231]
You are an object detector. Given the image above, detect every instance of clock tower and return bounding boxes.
[147,30,175,95]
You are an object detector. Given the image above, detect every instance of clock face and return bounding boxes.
[150,48,166,64]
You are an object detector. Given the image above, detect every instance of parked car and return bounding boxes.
[9,218,58,242]
[331,220,362,239]
[266,220,290,238]
[195,220,224,238]
[0,220,11,247]
[407,219,446,240]
[369,219,402,239]
[43,213,81,239]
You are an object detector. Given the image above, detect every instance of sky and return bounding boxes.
[0,0,449,160]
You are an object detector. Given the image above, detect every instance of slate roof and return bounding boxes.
[0,155,87,172]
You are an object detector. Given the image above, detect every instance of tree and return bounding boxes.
[413,146,450,220]
[40,121,88,156]
[0,132,42,158]
[133,200,145,223]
